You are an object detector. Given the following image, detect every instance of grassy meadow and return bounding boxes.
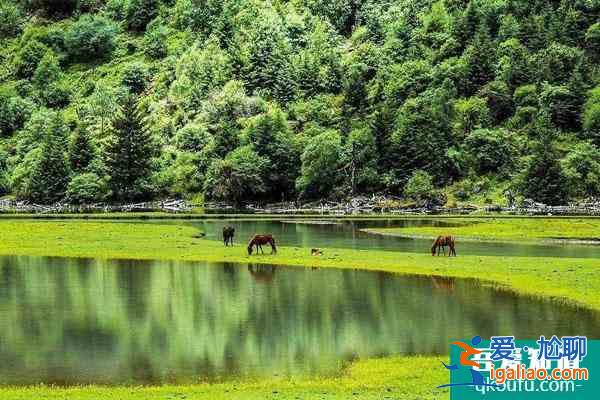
[364,217,600,242]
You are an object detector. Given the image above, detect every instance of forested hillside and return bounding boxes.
[0,0,599,206]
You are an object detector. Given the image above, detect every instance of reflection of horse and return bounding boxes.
[431,236,456,256]
[223,226,235,246]
[431,276,455,292]
[248,264,276,283]
[247,234,277,255]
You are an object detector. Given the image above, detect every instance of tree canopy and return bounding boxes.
[0,0,599,205]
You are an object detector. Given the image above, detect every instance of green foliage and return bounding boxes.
[14,39,49,79]
[68,126,96,173]
[562,142,600,198]
[22,0,77,16]
[404,170,435,203]
[103,97,156,201]
[169,38,233,114]
[64,14,117,62]
[204,145,268,205]
[0,0,23,38]
[126,0,158,32]
[22,113,70,204]
[583,86,600,144]
[143,21,168,59]
[121,62,150,94]
[452,96,490,138]
[517,115,570,205]
[1,0,599,205]
[0,88,33,137]
[463,128,517,175]
[296,130,342,199]
[242,105,299,199]
[66,172,108,204]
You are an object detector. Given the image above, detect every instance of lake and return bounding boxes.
[0,255,598,385]
[190,219,600,258]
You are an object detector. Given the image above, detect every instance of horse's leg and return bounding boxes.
[259,244,264,254]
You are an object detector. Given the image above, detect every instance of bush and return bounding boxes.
[204,145,268,206]
[14,39,49,78]
[143,21,168,59]
[64,14,117,62]
[126,0,159,32]
[464,129,518,175]
[0,1,23,38]
[0,88,34,137]
[66,173,108,204]
[404,170,435,203]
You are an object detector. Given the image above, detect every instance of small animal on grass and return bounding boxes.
[223,226,235,246]
[431,235,456,256]
[311,248,323,256]
[248,234,277,255]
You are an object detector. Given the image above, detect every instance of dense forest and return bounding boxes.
[0,0,599,206]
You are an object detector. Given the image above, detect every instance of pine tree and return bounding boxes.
[25,113,70,204]
[520,113,570,205]
[69,125,95,173]
[104,97,156,201]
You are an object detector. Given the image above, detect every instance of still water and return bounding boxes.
[191,219,600,258]
[0,255,598,385]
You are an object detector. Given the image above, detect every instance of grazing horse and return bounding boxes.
[247,234,277,255]
[431,235,456,256]
[223,226,235,246]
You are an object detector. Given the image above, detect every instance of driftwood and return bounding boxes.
[0,199,192,214]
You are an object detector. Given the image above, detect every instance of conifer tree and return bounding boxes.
[104,97,156,201]
[69,125,95,173]
[25,113,70,204]
[520,113,569,205]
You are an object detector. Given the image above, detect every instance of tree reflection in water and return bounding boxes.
[0,255,598,385]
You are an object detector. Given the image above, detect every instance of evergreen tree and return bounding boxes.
[519,114,570,205]
[104,97,156,201]
[68,125,95,173]
[25,113,70,204]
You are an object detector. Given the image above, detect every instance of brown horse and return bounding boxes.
[223,226,235,246]
[248,234,277,255]
[431,235,456,256]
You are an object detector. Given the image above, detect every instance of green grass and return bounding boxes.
[364,217,600,242]
[0,218,599,399]
[0,356,446,400]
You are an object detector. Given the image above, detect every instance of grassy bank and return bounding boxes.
[364,217,600,243]
[0,219,598,399]
[0,356,445,400]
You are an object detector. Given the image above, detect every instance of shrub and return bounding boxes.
[404,170,435,203]
[14,39,49,78]
[64,14,117,62]
[66,173,108,204]
[0,0,23,38]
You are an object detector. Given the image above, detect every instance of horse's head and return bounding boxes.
[247,244,253,255]
[431,244,437,256]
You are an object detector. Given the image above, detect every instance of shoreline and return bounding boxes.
[361,228,600,246]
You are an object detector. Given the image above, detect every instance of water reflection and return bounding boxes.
[0,255,598,385]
